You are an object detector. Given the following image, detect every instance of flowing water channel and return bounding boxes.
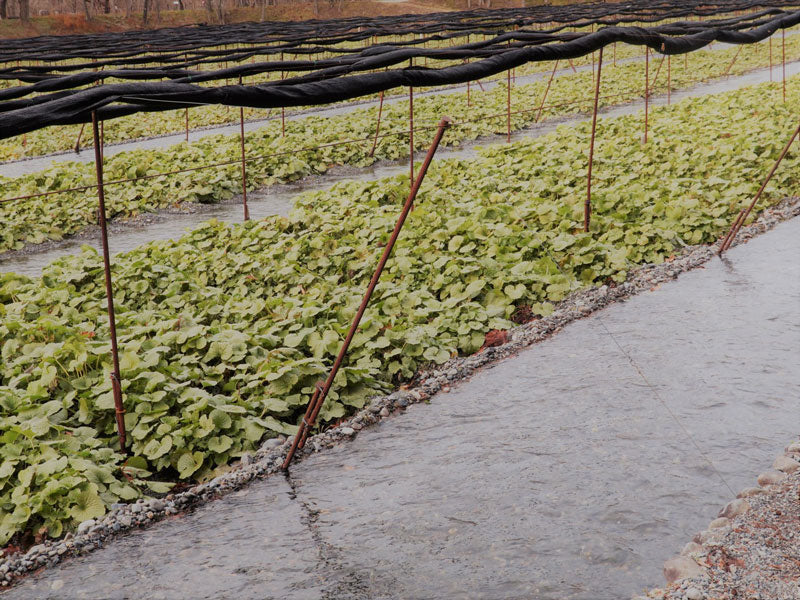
[5,215,799,600]
[3,59,800,279]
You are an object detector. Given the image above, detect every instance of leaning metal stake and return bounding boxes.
[719,118,800,255]
[282,117,452,470]
[91,111,127,452]
[585,47,604,233]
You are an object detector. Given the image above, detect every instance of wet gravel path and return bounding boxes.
[4,210,798,600]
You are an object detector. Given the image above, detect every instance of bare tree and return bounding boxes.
[142,0,150,23]
[204,0,224,23]
[82,0,91,19]
[18,0,29,21]
[0,0,8,19]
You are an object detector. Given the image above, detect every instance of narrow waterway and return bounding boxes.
[3,60,800,279]
[5,213,799,600]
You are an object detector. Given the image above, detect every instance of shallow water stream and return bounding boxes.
[6,215,799,600]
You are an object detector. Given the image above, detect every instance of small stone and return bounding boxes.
[149,499,165,512]
[681,542,704,556]
[118,515,132,528]
[718,499,750,519]
[685,587,704,600]
[737,487,766,498]
[260,438,283,451]
[146,511,154,519]
[130,504,143,514]
[663,556,704,584]
[708,517,730,529]
[786,442,800,454]
[773,455,799,473]
[351,423,362,431]
[340,427,355,436]
[240,453,253,467]
[379,407,389,418]
[76,519,96,535]
[28,544,45,556]
[757,469,786,486]
[442,385,451,393]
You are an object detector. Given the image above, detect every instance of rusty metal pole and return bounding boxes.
[667,54,671,105]
[91,111,127,453]
[723,45,743,77]
[74,122,86,154]
[281,52,286,137]
[409,86,414,185]
[770,35,773,82]
[369,91,385,158]
[535,60,559,123]
[644,47,650,144]
[719,118,800,255]
[283,117,452,470]
[506,68,512,143]
[585,47,603,233]
[782,28,786,103]
[238,78,250,221]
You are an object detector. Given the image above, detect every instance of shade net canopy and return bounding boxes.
[1,0,799,139]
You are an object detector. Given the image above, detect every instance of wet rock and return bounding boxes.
[150,499,166,512]
[663,556,704,584]
[340,427,355,436]
[785,442,800,453]
[737,487,766,498]
[130,503,144,514]
[718,499,750,519]
[757,469,786,486]
[772,455,799,473]
[681,542,704,556]
[76,519,96,535]
[260,438,283,451]
[685,587,704,600]
[379,407,390,418]
[708,517,730,529]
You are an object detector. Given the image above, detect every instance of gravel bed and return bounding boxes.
[637,442,800,600]
[0,197,798,591]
